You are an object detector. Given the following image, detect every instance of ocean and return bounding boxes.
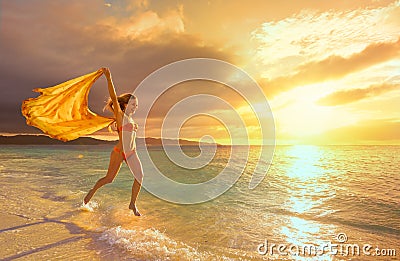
[0,145,398,260]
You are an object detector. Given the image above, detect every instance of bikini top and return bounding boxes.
[117,122,137,133]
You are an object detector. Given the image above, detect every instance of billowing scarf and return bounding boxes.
[21,69,114,141]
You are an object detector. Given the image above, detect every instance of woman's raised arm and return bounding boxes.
[102,67,120,117]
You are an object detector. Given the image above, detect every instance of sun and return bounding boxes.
[271,82,360,143]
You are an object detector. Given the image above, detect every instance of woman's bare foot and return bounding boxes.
[129,202,141,216]
[84,189,93,205]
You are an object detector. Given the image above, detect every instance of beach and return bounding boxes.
[0,145,399,260]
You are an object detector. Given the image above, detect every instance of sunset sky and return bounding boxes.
[0,0,399,145]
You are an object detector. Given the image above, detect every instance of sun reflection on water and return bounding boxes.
[286,145,324,180]
[277,146,336,260]
[285,145,329,214]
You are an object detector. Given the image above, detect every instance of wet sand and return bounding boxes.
[0,181,120,260]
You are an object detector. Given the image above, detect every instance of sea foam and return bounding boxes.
[99,226,211,260]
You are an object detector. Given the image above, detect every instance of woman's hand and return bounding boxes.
[101,67,111,79]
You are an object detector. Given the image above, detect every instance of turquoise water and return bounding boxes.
[0,145,399,260]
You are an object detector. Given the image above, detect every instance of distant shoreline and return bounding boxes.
[1,135,397,146]
[0,134,219,146]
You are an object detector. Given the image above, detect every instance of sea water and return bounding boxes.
[0,145,398,260]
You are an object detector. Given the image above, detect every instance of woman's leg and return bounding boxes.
[84,149,123,204]
[127,151,143,216]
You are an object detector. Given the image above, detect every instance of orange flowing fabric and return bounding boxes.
[21,69,114,142]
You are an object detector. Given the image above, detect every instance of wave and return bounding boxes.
[99,226,218,260]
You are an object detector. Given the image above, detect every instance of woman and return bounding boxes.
[84,67,143,216]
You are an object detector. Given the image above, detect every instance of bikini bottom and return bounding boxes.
[113,146,136,162]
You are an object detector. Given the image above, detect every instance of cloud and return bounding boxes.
[252,1,400,77]
[317,82,399,106]
[260,38,400,97]
[99,8,185,41]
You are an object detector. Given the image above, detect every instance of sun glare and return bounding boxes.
[285,145,323,180]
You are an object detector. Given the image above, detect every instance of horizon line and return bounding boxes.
[1,133,399,146]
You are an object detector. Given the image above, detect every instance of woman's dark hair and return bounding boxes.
[104,93,136,112]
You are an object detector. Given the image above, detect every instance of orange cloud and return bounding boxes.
[317,83,399,106]
[261,38,400,97]
[99,9,185,41]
